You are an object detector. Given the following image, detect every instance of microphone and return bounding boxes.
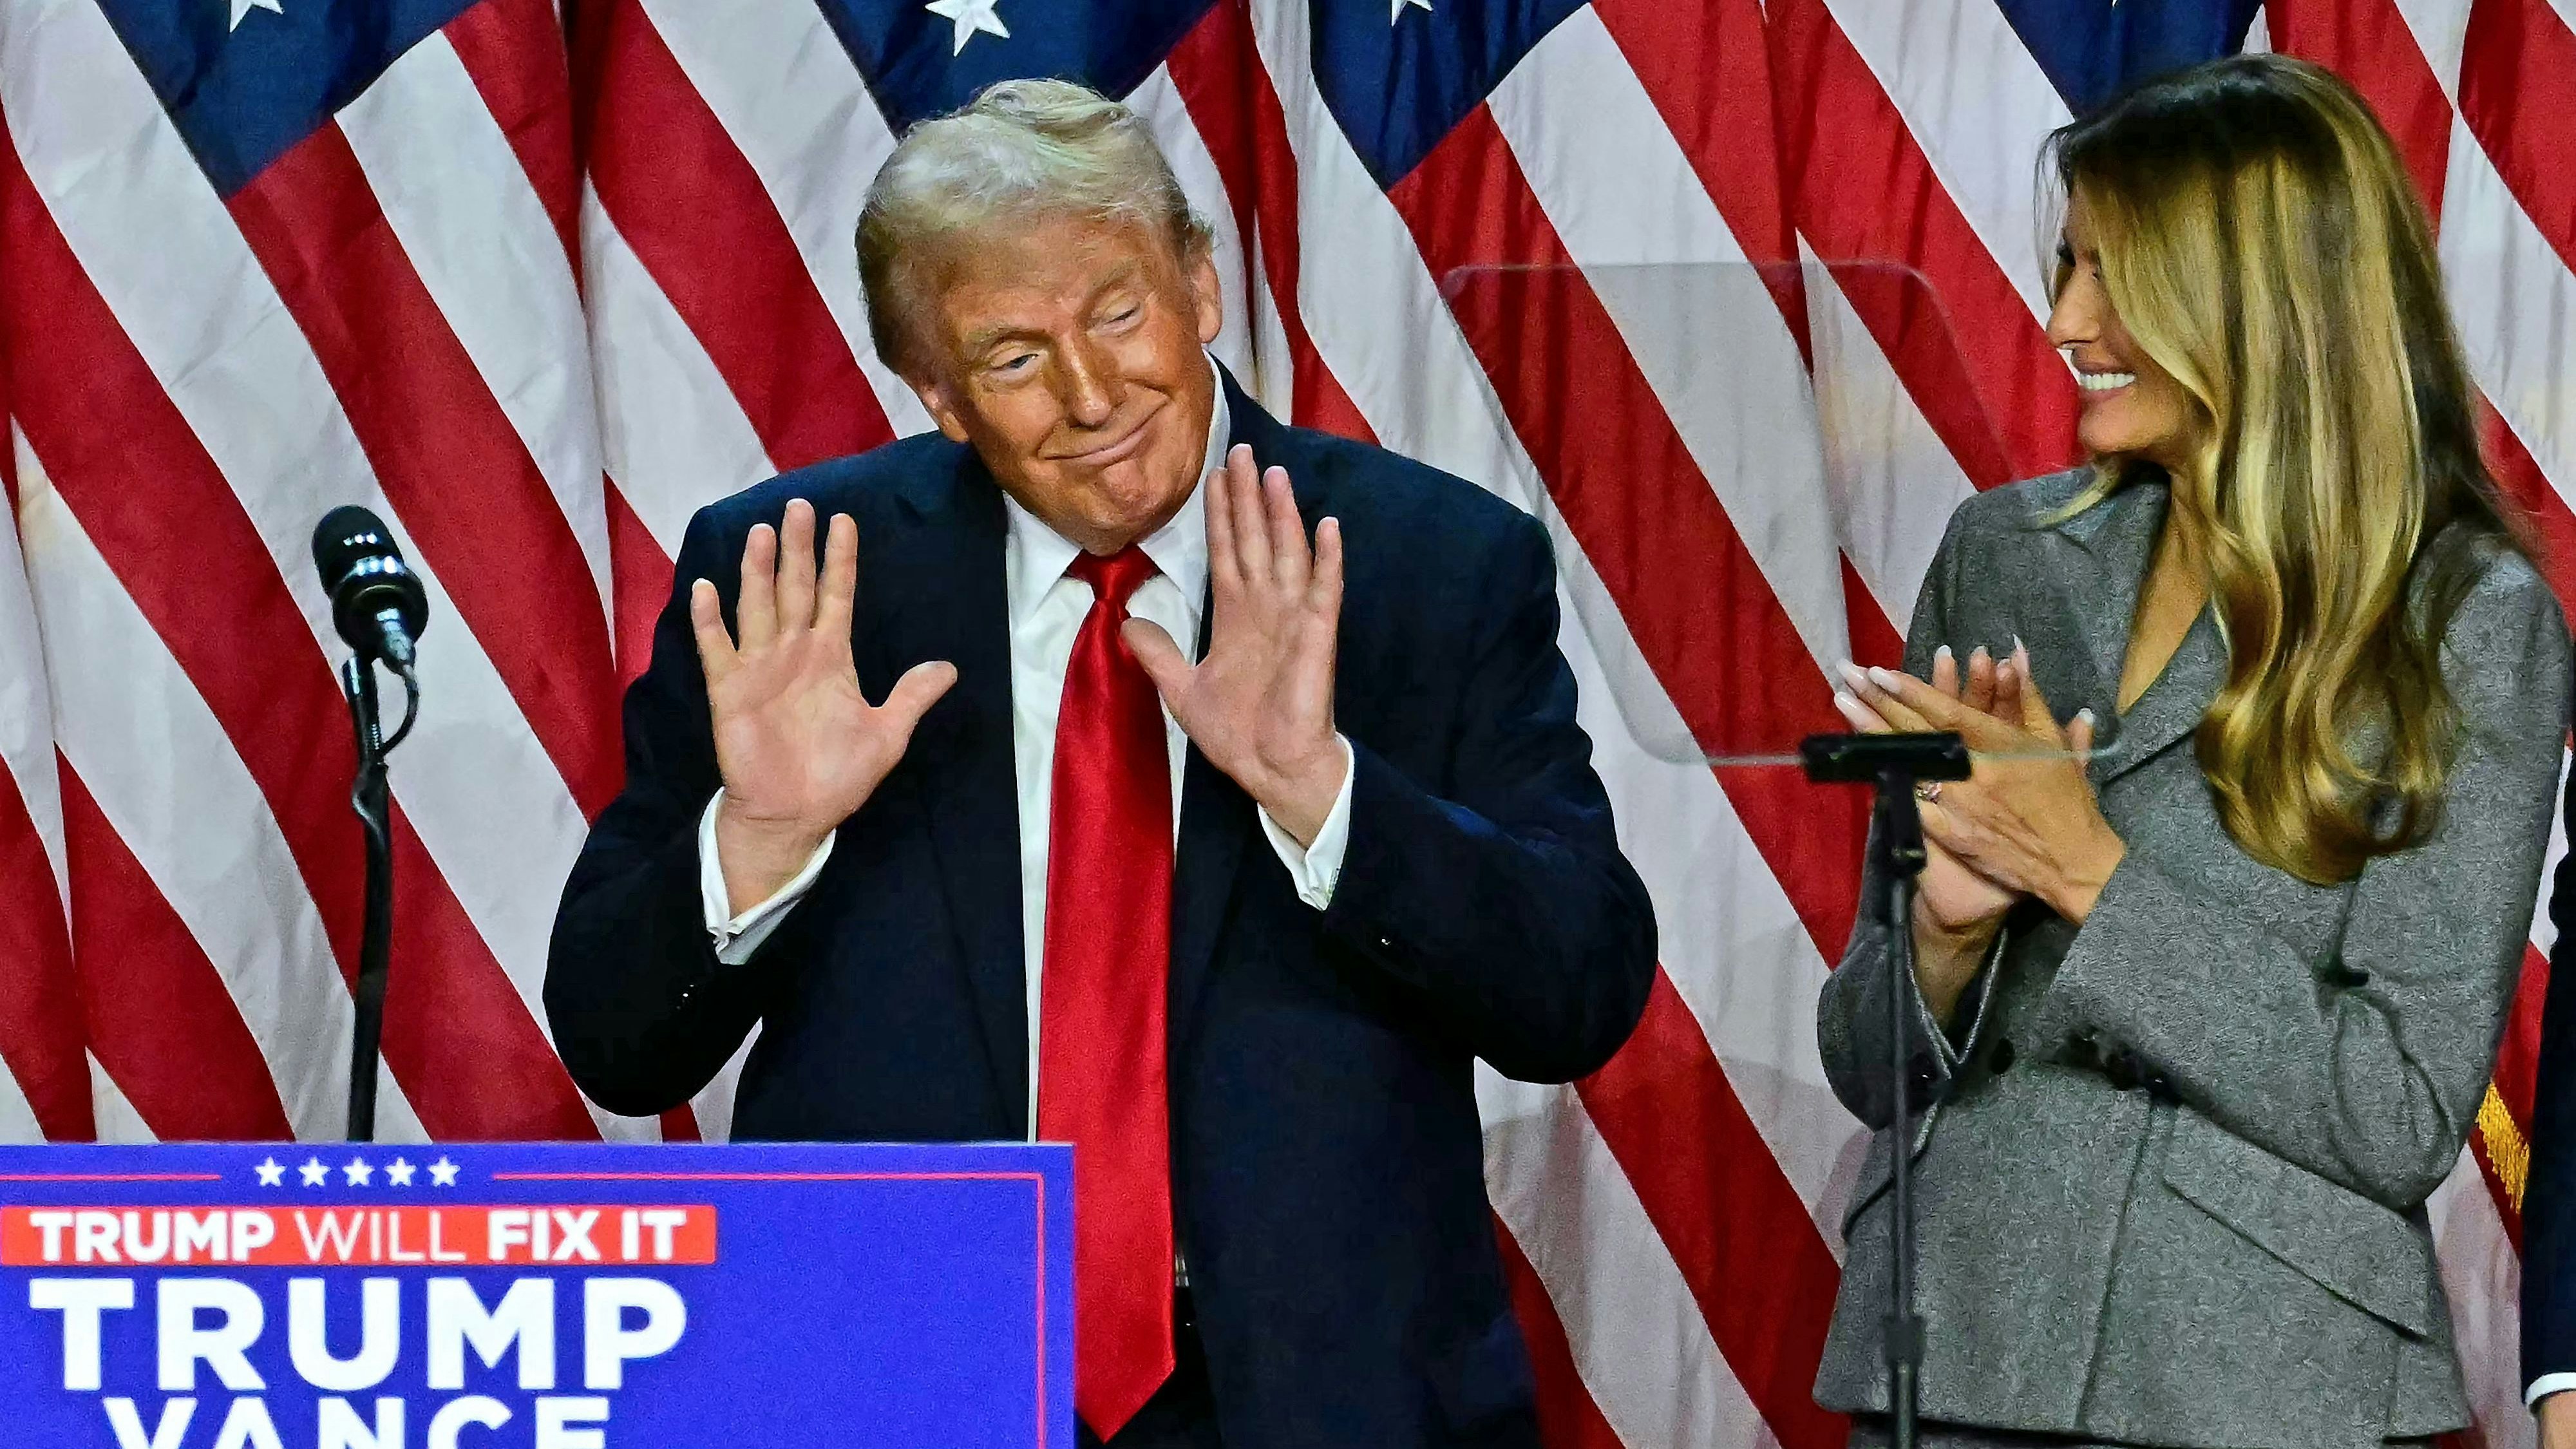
[311,506,430,673]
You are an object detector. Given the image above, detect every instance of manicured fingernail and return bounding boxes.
[1833,690,1862,717]
[2074,708,2096,728]
[1867,666,1901,691]
[2012,634,2029,658]
[1835,660,1869,690]
[1933,644,1954,667]
[1970,644,1990,664]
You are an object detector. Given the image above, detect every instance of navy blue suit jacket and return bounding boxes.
[2526,726,2576,1399]
[544,374,1658,1449]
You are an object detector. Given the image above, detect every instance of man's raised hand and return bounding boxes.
[692,499,956,911]
[1123,445,1348,846]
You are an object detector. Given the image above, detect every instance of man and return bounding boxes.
[545,79,1656,1449]
[2527,754,2576,1448]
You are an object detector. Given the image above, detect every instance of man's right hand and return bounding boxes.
[691,499,956,914]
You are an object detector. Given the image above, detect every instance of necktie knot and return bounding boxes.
[1069,545,1158,614]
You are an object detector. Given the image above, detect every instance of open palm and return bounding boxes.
[691,501,954,904]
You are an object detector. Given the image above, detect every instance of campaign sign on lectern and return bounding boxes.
[0,1142,1073,1448]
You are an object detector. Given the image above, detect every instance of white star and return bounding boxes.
[1390,0,1432,21]
[428,1157,460,1188]
[254,1157,285,1188]
[342,1157,374,1187]
[384,1158,417,1188]
[228,0,284,31]
[925,0,1009,55]
[298,1157,330,1187]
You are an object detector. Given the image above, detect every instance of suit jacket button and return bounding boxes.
[2102,1048,2141,1092]
[1989,1036,2016,1075]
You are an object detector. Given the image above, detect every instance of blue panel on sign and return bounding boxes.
[0,1141,1074,1448]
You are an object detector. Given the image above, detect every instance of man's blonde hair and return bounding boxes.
[857,79,1215,377]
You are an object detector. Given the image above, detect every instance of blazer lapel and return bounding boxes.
[2092,608,2223,787]
[873,450,1028,1126]
[1166,368,1290,1046]
[2033,476,2225,787]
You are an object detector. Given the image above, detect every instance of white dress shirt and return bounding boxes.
[696,357,1356,1135]
[2530,1372,2574,1408]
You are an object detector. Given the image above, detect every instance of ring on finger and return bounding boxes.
[1913,781,1942,804]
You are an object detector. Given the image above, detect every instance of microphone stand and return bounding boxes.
[1799,730,1971,1449]
[341,656,418,1142]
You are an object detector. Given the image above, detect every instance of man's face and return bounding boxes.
[907,213,1224,555]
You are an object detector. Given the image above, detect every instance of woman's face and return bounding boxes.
[2048,200,2198,470]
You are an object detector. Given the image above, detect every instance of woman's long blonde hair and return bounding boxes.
[2045,55,2522,884]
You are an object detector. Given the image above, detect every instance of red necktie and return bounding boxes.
[1039,546,1175,1440]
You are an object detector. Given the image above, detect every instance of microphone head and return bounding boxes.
[313,505,401,586]
[312,506,428,658]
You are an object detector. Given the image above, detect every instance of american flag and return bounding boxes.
[0,0,2566,1444]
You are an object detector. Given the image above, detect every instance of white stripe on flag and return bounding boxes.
[339,28,613,612]
[583,185,779,553]
[1800,245,1978,628]
[1490,8,1852,671]
[1128,64,1258,383]
[0,424,66,913]
[636,0,933,439]
[1482,1068,1771,1449]
[0,1056,39,1144]
[88,1054,155,1146]
[2439,122,2576,520]
[1554,533,1857,1243]
[15,454,428,1144]
[2432,1148,2535,1449]
[1819,0,2069,317]
[0,0,618,1135]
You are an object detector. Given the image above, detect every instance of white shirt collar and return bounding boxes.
[999,352,1229,629]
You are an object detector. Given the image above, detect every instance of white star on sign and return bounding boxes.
[925,0,1009,54]
[1390,0,1432,20]
[343,1157,374,1187]
[299,1157,330,1187]
[254,1157,285,1188]
[384,1158,417,1188]
[229,0,284,31]
[428,1156,460,1188]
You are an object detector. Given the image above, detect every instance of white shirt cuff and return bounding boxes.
[1256,736,1355,910]
[698,794,835,965]
[2529,1371,2576,1408]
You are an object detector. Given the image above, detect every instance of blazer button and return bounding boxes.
[1988,1036,2016,1076]
[2101,1048,2141,1092]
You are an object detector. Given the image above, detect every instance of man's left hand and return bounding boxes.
[1126,443,1348,845]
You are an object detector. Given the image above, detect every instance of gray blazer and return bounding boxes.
[1812,470,2572,1448]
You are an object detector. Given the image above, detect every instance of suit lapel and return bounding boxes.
[2034,476,2224,787]
[873,450,1028,1126]
[1166,370,1294,1046]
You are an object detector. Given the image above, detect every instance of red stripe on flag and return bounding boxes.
[0,762,93,1141]
[658,1104,703,1143]
[1842,559,1904,671]
[446,0,583,272]
[2493,942,2549,1129]
[1166,0,1377,443]
[2267,0,2455,222]
[59,761,294,1141]
[576,0,896,471]
[0,149,600,1140]
[227,123,621,820]
[1394,106,1864,959]
[605,477,671,689]
[1590,0,1810,366]
[2460,0,2576,286]
[2481,401,2576,621]
[1578,973,1848,1449]
[1493,1212,1627,1449]
[1768,0,2079,488]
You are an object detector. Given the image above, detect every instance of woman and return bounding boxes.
[1814,54,2571,1449]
